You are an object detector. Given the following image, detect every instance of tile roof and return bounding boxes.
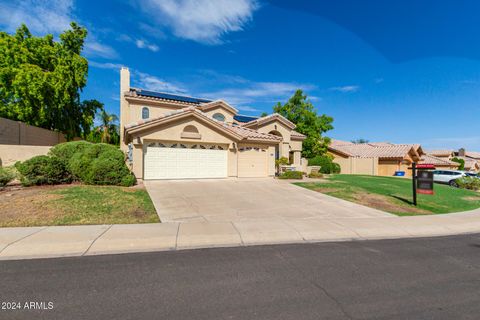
[330,139,354,146]
[427,150,454,156]
[466,151,480,159]
[329,143,421,159]
[455,156,480,170]
[125,88,211,105]
[291,130,306,139]
[420,154,459,167]
[244,113,296,129]
[224,124,282,142]
[125,107,281,143]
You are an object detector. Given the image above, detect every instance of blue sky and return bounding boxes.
[1,0,480,150]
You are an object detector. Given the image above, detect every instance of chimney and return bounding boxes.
[120,67,130,95]
[120,67,130,150]
[458,148,466,157]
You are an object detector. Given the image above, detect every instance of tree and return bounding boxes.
[260,112,268,117]
[0,23,102,140]
[273,90,333,158]
[85,109,120,145]
[351,138,369,144]
[451,157,465,170]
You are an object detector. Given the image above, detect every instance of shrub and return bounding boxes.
[456,177,480,191]
[278,170,303,179]
[451,157,465,170]
[48,141,92,164]
[308,172,324,179]
[15,156,71,186]
[0,167,16,186]
[308,155,341,174]
[69,143,135,186]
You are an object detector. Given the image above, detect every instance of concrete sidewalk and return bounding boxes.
[2,208,480,260]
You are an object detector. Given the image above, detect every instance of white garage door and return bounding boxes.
[237,146,268,178]
[144,142,227,180]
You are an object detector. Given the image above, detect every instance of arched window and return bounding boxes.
[183,125,199,133]
[212,113,226,122]
[142,107,149,119]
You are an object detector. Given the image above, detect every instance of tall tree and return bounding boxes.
[273,90,333,158]
[0,23,101,139]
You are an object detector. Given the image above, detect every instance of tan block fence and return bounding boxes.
[0,117,66,166]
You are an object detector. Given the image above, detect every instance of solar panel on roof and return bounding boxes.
[137,89,212,104]
[234,115,258,123]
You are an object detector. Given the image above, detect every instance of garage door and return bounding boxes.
[144,142,227,180]
[238,146,267,177]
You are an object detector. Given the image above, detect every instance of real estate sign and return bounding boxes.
[416,170,434,195]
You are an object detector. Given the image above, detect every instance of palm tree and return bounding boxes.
[97,110,119,144]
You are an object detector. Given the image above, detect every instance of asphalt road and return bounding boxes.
[2,234,480,320]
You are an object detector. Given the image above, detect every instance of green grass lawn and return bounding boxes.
[296,175,480,216]
[0,185,159,227]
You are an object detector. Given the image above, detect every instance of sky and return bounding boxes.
[1,0,480,150]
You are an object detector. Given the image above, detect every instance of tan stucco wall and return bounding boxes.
[0,117,66,146]
[202,107,235,123]
[0,145,51,167]
[329,151,379,175]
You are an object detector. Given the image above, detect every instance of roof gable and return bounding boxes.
[198,100,238,115]
[243,113,296,130]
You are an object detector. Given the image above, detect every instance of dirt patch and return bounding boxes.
[353,192,430,214]
[0,185,74,227]
[463,196,480,201]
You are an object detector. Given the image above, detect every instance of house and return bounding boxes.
[328,140,423,177]
[119,67,305,180]
[420,154,460,170]
[426,148,480,172]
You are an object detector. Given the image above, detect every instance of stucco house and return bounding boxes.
[427,149,480,172]
[420,154,460,170]
[328,140,423,177]
[119,67,305,180]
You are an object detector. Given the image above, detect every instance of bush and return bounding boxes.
[48,141,92,164]
[308,155,341,174]
[69,143,135,186]
[308,172,324,179]
[15,156,72,186]
[278,170,303,179]
[0,167,16,186]
[456,177,480,191]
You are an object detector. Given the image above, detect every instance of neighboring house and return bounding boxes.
[328,140,423,177]
[426,148,480,172]
[420,154,460,170]
[119,67,305,180]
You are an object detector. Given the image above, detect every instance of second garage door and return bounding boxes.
[144,142,227,180]
[237,146,268,177]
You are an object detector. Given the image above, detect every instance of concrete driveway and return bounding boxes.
[144,178,392,223]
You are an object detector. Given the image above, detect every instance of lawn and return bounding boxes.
[296,175,480,216]
[0,185,159,227]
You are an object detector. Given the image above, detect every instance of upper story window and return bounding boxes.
[142,107,149,119]
[212,113,225,122]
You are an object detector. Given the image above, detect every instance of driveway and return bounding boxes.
[144,178,392,223]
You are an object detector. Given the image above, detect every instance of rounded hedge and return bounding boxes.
[68,143,135,186]
[15,155,72,186]
[0,167,16,187]
[16,142,135,187]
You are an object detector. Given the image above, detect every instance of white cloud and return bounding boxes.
[0,0,73,34]
[138,0,259,44]
[201,80,317,107]
[84,39,118,59]
[135,39,159,52]
[133,71,187,94]
[329,85,360,93]
[89,61,125,70]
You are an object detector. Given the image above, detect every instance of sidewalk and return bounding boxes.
[2,208,480,260]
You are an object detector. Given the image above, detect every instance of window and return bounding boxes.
[142,107,149,119]
[213,113,226,122]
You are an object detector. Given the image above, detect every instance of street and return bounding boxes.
[2,234,480,320]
